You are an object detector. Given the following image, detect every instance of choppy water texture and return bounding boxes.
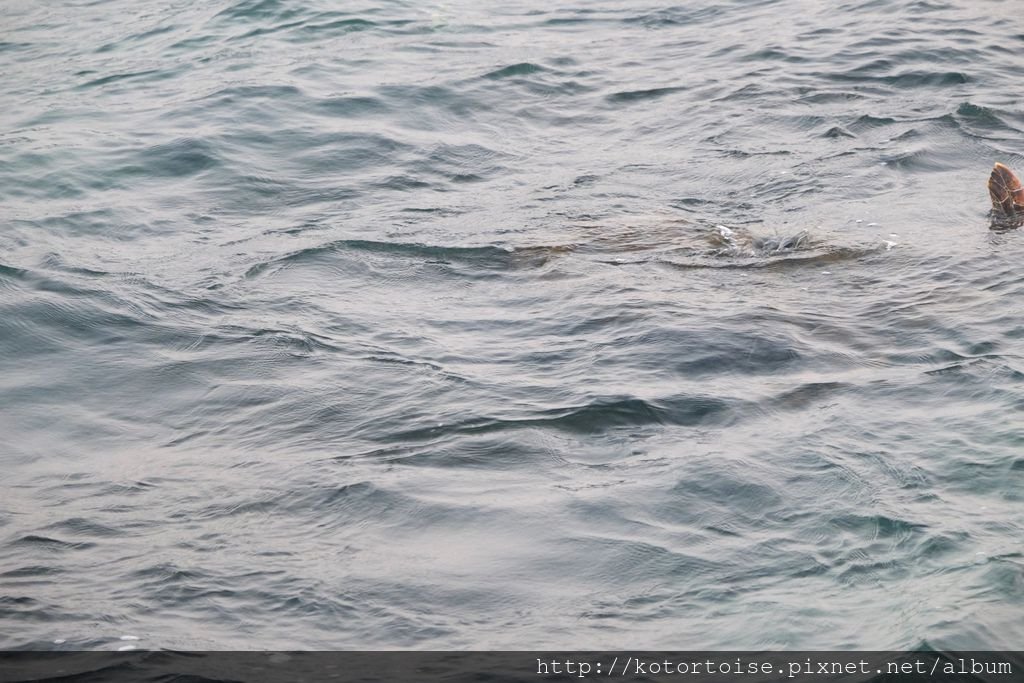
[1,0,1023,651]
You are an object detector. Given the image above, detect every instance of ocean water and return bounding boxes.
[1,0,1023,651]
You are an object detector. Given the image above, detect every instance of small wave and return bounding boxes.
[315,95,388,118]
[770,381,852,411]
[0,41,33,53]
[954,101,1016,138]
[823,126,856,139]
[879,145,960,172]
[0,262,29,285]
[96,24,177,53]
[244,239,567,279]
[76,69,164,89]
[11,535,96,551]
[116,137,221,179]
[302,18,380,34]
[606,86,687,104]
[623,6,726,27]
[45,518,123,538]
[826,68,969,88]
[0,565,67,578]
[482,62,545,80]
[740,47,809,64]
[849,114,900,131]
[214,0,301,23]
[380,394,741,443]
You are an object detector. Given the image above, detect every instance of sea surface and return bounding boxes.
[1,0,1023,651]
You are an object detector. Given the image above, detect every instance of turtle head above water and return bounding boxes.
[988,162,1024,228]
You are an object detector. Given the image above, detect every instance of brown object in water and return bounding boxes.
[988,162,1024,216]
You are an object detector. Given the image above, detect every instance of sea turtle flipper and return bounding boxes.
[988,162,1024,216]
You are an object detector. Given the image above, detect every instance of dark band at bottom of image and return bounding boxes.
[1,651,1022,683]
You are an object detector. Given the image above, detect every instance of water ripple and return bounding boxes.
[2,0,1023,652]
